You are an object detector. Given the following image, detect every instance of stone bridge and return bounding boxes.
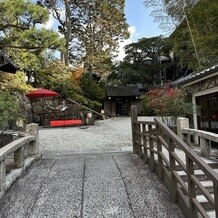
[0,117,185,218]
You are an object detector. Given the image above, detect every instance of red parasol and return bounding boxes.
[26,88,59,98]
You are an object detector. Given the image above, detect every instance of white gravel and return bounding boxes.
[39,117,155,154]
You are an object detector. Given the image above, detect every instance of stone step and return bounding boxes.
[206,210,216,218]
[177,169,218,182]
[196,194,214,210]
[199,180,214,194]
[184,180,214,194]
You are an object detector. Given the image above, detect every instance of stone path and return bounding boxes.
[0,117,184,218]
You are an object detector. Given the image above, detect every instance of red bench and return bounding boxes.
[50,119,83,127]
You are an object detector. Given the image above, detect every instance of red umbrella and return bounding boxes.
[26,88,60,98]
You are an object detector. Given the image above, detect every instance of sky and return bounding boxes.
[114,0,164,61]
[125,0,163,40]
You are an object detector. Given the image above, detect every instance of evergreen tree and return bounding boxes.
[40,0,129,75]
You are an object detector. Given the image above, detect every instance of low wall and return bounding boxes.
[0,123,40,200]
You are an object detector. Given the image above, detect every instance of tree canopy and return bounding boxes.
[143,0,218,70]
[0,0,62,73]
[39,0,129,75]
[108,36,173,87]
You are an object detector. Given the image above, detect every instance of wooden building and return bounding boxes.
[104,86,142,117]
[172,65,218,134]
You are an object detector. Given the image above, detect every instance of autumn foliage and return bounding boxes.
[146,87,194,118]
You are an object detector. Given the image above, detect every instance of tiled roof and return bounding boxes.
[106,86,140,97]
[171,64,218,86]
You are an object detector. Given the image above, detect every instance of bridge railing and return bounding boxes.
[182,127,218,158]
[0,123,40,200]
[131,105,218,218]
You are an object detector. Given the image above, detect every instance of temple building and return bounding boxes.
[104,86,142,117]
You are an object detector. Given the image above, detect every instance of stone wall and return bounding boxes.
[31,98,81,127]
[9,92,82,128]
[11,92,33,127]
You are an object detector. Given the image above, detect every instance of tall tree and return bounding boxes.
[71,0,129,76]
[108,36,173,87]
[144,0,218,70]
[0,0,61,50]
[0,0,61,72]
[143,0,198,29]
[40,0,129,74]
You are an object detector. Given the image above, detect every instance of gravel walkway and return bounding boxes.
[39,117,135,155]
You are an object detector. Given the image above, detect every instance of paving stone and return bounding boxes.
[29,178,83,218]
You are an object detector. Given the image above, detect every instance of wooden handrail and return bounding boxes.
[182,128,218,143]
[154,118,218,183]
[131,105,218,218]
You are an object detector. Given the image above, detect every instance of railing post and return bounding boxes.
[148,124,155,172]
[183,133,191,146]
[177,117,189,139]
[186,156,197,218]
[25,123,39,156]
[14,147,25,168]
[156,124,164,179]
[0,160,6,192]
[142,124,148,163]
[137,123,143,158]
[131,105,138,154]
[200,137,211,157]
[168,137,177,202]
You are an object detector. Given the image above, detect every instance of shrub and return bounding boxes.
[146,87,197,125]
[0,90,20,129]
[141,95,155,116]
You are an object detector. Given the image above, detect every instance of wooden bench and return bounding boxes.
[50,120,83,127]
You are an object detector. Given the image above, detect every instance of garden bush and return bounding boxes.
[0,90,20,129]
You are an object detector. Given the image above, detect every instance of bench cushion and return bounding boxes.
[50,120,83,127]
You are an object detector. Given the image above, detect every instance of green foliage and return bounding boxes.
[144,0,218,70]
[109,36,173,86]
[36,60,82,98]
[0,71,33,92]
[0,90,20,129]
[80,73,105,101]
[141,96,154,116]
[0,0,61,50]
[0,0,62,74]
[41,0,129,73]
[173,0,218,69]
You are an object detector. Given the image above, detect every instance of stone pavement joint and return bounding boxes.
[112,155,136,218]
[80,158,86,218]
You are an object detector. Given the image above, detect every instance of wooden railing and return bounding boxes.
[0,124,40,200]
[131,105,218,218]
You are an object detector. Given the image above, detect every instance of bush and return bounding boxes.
[0,90,20,129]
[141,96,154,116]
[146,87,197,123]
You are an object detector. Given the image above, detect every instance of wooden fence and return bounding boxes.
[131,105,218,218]
[0,124,40,200]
